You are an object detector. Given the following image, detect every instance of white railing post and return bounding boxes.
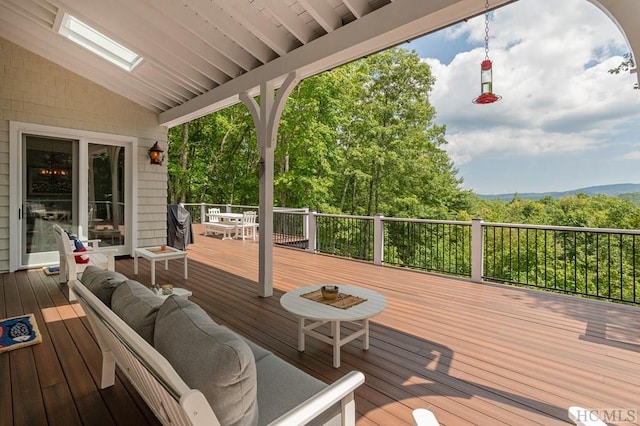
[471,217,484,283]
[307,211,317,253]
[303,207,309,240]
[226,203,232,213]
[200,203,206,224]
[373,214,384,265]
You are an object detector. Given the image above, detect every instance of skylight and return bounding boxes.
[58,13,142,72]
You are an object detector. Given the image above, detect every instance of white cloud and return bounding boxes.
[423,0,640,172]
[618,151,640,160]
[445,128,603,165]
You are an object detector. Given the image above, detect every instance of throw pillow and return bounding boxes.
[111,280,163,344]
[154,297,258,426]
[65,230,89,264]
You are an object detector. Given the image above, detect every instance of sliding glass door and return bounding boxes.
[87,143,126,248]
[22,135,78,266]
[15,130,131,269]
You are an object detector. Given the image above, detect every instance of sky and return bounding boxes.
[405,0,640,195]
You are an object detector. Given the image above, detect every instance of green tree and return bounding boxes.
[608,52,638,90]
[335,48,469,218]
[168,47,470,220]
[167,105,258,205]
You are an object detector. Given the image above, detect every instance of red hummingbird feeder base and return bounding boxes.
[473,92,502,104]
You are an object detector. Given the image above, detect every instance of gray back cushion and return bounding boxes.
[111,280,163,344]
[80,266,128,307]
[154,297,258,426]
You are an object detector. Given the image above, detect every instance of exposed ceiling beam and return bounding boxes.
[217,0,299,57]
[105,0,232,85]
[123,0,243,79]
[342,0,373,18]
[149,0,261,72]
[297,0,342,33]
[4,0,55,26]
[260,0,316,44]
[159,0,514,127]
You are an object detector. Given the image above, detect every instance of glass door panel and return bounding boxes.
[22,135,77,266]
[88,144,126,248]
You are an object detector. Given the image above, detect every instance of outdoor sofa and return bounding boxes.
[71,266,364,425]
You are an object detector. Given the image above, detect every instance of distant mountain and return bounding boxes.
[477,183,640,201]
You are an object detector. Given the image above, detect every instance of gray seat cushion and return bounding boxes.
[111,280,163,344]
[241,336,272,363]
[254,354,339,426]
[80,266,128,307]
[154,297,258,426]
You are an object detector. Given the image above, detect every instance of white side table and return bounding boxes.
[280,284,387,368]
[134,246,188,286]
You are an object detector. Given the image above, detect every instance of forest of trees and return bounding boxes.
[167,47,640,303]
[168,48,468,220]
[167,47,640,231]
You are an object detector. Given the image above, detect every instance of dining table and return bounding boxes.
[211,212,244,222]
[211,212,244,236]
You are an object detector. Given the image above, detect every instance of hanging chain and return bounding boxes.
[484,0,490,60]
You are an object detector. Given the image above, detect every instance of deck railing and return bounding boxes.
[482,223,640,304]
[182,203,640,304]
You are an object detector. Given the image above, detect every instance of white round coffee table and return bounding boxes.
[280,284,387,368]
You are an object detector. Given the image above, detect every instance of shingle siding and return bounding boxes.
[0,37,169,271]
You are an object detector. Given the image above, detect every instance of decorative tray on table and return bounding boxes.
[300,287,367,310]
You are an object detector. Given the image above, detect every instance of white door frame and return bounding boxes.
[9,121,138,272]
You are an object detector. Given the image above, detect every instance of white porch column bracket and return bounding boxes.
[471,217,484,283]
[266,71,300,148]
[373,213,384,266]
[240,71,301,297]
[240,91,261,132]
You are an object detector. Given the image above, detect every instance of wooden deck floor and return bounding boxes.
[2,223,640,425]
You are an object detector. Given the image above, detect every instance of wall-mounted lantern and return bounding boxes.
[148,141,164,165]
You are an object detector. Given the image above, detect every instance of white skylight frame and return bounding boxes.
[58,13,143,72]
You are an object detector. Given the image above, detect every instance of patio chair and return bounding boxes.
[206,207,221,222]
[204,207,228,237]
[412,408,440,426]
[237,211,258,240]
[53,223,115,295]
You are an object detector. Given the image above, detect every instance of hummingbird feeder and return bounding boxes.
[473,0,501,104]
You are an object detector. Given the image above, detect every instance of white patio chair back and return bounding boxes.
[207,207,221,223]
[238,211,258,240]
[52,224,115,299]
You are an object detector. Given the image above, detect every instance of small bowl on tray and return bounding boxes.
[321,285,339,301]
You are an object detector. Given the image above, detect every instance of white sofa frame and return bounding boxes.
[71,278,365,426]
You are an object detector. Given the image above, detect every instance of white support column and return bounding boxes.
[471,217,484,283]
[241,72,300,297]
[373,213,384,265]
